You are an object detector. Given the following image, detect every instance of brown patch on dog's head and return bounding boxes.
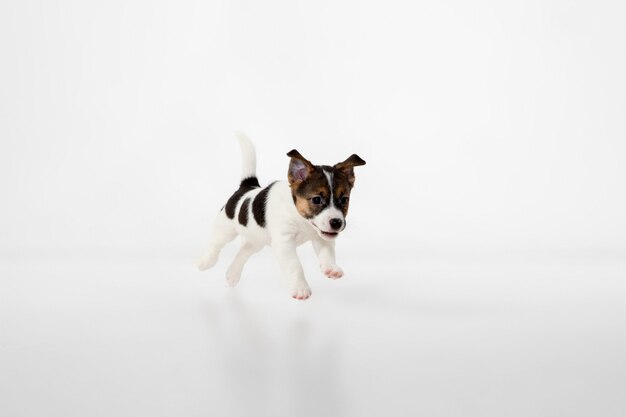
[286,150,366,221]
[334,154,366,187]
[287,150,329,218]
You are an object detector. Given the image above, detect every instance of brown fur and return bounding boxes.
[287,149,366,220]
[291,168,331,219]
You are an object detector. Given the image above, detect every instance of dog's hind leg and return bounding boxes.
[226,239,263,287]
[197,211,237,271]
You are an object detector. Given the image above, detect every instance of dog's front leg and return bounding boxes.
[272,238,312,300]
[312,239,344,279]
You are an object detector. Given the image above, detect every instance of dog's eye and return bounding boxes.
[311,196,322,205]
[339,196,349,205]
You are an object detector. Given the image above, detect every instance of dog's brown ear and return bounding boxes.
[334,154,366,186]
[287,149,315,184]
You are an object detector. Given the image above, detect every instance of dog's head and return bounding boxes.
[287,149,366,241]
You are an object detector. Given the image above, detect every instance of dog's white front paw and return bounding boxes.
[321,264,344,279]
[290,283,312,300]
[226,268,241,287]
[197,251,218,271]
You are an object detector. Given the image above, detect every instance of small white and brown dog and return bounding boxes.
[197,132,366,300]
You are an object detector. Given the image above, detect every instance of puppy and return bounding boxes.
[197,132,366,300]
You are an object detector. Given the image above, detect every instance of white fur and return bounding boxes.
[234,131,256,180]
[197,133,345,300]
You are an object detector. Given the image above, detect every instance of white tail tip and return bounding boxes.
[234,131,257,181]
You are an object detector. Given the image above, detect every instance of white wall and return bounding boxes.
[1,0,625,257]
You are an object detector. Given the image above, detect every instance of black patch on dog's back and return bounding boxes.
[252,181,277,227]
[238,198,250,226]
[225,178,260,219]
[240,176,260,188]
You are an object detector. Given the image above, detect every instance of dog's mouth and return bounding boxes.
[310,222,340,240]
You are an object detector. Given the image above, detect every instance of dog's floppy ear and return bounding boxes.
[334,154,366,186]
[287,149,314,184]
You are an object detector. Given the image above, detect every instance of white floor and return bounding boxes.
[1,247,625,417]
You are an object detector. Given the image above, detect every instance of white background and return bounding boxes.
[1,1,625,416]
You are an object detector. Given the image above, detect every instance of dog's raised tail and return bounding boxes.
[234,131,259,187]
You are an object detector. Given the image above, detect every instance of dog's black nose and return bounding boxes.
[329,218,343,230]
